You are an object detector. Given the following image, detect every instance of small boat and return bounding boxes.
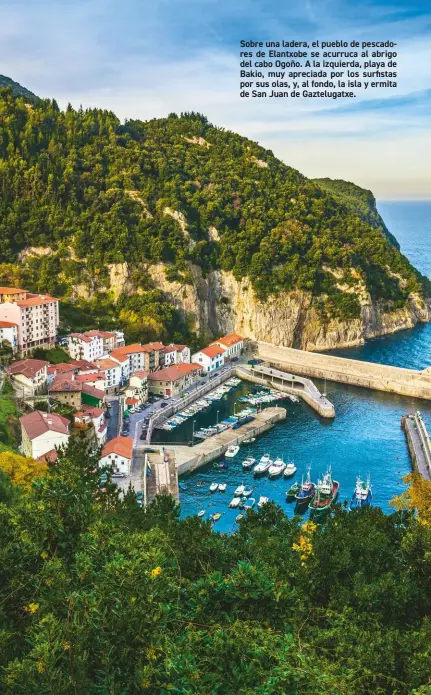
[253,454,272,476]
[225,445,240,459]
[268,457,286,478]
[234,484,245,496]
[242,485,254,497]
[229,497,242,508]
[295,467,315,507]
[258,496,270,508]
[242,457,256,470]
[218,483,227,492]
[283,462,297,478]
[213,461,229,470]
[211,512,222,523]
[209,482,219,493]
[178,482,188,491]
[309,468,340,517]
[289,395,299,403]
[244,497,255,510]
[350,475,372,510]
[286,482,300,501]
[235,513,244,522]
[243,437,256,444]
[197,509,206,517]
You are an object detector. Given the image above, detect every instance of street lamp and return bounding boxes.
[192,419,195,442]
[216,410,219,425]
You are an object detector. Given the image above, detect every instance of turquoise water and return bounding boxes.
[178,201,431,532]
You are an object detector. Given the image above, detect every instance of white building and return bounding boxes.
[94,357,123,393]
[20,410,70,460]
[74,406,107,447]
[99,436,133,477]
[0,320,18,353]
[8,358,49,395]
[211,333,244,360]
[191,345,225,374]
[67,333,104,362]
[126,370,149,405]
[160,344,191,366]
[0,287,59,356]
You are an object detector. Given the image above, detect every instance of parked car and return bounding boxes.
[140,433,146,440]
[160,402,168,408]
[231,356,239,362]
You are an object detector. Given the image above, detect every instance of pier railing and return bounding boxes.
[415,412,431,475]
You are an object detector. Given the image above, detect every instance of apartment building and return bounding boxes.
[147,363,201,398]
[20,410,70,460]
[8,358,49,395]
[0,321,18,353]
[67,333,104,362]
[110,342,164,378]
[0,287,59,356]
[94,357,122,393]
[159,344,191,366]
[191,345,225,374]
[211,333,244,360]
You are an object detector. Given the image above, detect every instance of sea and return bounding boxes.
[170,201,431,532]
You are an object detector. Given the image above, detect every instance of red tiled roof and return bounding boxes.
[102,436,133,459]
[68,332,93,343]
[95,358,119,370]
[82,384,104,400]
[213,332,244,347]
[50,378,81,392]
[126,397,138,405]
[110,342,164,361]
[0,320,17,328]
[0,286,26,294]
[74,373,105,383]
[20,411,69,440]
[131,369,148,379]
[198,345,225,359]
[37,449,58,463]
[161,344,186,354]
[68,359,98,371]
[8,359,49,378]
[147,362,201,382]
[16,294,57,307]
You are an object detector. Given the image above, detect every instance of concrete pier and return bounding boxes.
[256,341,431,401]
[234,364,335,418]
[401,412,431,480]
[171,406,286,475]
[144,448,179,503]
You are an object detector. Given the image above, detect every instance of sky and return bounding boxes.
[0,0,430,199]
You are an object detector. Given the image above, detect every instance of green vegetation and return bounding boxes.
[0,87,429,332]
[31,347,70,364]
[0,440,430,693]
[0,382,19,450]
[0,75,37,102]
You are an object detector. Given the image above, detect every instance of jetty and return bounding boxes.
[235,364,335,418]
[144,447,179,504]
[401,412,431,480]
[255,341,431,401]
[170,406,286,475]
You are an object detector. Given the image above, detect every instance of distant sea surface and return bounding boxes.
[177,201,431,532]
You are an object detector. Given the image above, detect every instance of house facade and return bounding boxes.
[94,357,122,393]
[0,288,59,356]
[191,345,225,374]
[211,333,244,360]
[0,321,18,353]
[160,344,191,366]
[147,363,201,398]
[67,333,104,362]
[8,359,49,395]
[126,370,149,405]
[74,406,107,447]
[99,436,133,477]
[20,410,70,459]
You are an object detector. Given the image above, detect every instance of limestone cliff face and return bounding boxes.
[145,263,431,351]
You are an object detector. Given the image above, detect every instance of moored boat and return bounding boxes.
[218,483,227,492]
[283,461,297,478]
[225,445,240,459]
[244,497,255,510]
[242,457,256,470]
[242,485,254,497]
[309,468,340,517]
[229,497,241,508]
[253,454,272,476]
[209,482,219,493]
[234,484,245,496]
[268,457,286,478]
[235,513,244,522]
[211,512,222,523]
[286,482,300,501]
[295,467,315,507]
[258,496,270,508]
[350,475,372,510]
[243,437,256,444]
[197,509,206,517]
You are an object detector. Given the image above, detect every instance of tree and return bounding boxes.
[0,451,46,489]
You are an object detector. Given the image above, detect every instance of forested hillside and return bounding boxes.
[0,85,429,344]
[0,442,431,694]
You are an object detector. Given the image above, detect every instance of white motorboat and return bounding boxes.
[209,482,219,493]
[218,483,227,492]
[268,457,286,478]
[225,445,240,459]
[242,457,256,470]
[234,484,245,496]
[289,395,300,403]
[197,509,206,517]
[253,454,273,475]
[243,437,256,444]
[283,462,297,478]
[258,496,270,508]
[229,497,242,508]
[242,485,254,497]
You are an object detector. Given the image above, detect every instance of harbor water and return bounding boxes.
[176,201,431,532]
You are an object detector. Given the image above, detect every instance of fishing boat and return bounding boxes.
[211,512,222,523]
[258,496,270,508]
[295,467,315,507]
[268,457,286,478]
[234,484,245,496]
[178,482,188,491]
[350,475,372,510]
[253,454,273,476]
[243,437,256,444]
[242,457,256,470]
[225,445,240,459]
[218,483,227,492]
[286,482,300,501]
[244,497,256,510]
[242,485,254,497]
[283,461,297,478]
[209,482,219,493]
[229,497,242,508]
[197,509,206,517]
[309,468,340,517]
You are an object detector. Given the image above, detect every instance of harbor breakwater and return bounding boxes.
[256,341,431,401]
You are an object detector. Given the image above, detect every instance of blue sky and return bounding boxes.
[0,0,430,198]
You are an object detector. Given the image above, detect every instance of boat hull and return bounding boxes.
[310,481,340,516]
